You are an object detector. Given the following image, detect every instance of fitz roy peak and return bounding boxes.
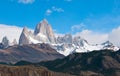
[34,19,56,43]
[19,19,56,45]
[19,19,119,56]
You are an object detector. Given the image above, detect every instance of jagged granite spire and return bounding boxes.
[34,19,48,34]
[2,36,9,48]
[57,33,72,44]
[34,19,56,43]
[19,27,31,45]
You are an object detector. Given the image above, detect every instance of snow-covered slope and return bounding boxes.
[51,35,119,56]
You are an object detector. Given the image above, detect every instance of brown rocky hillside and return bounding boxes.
[0,65,73,76]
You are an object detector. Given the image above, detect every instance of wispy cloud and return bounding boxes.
[0,24,22,43]
[46,9,52,16]
[45,6,64,16]
[75,29,108,45]
[73,26,120,47]
[52,6,64,12]
[18,0,35,4]
[68,14,120,46]
[71,23,85,32]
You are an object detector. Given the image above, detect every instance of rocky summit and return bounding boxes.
[19,27,32,45]
[19,19,56,45]
[34,19,56,44]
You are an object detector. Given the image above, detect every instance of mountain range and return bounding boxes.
[18,19,119,56]
[0,19,120,76]
[0,19,119,63]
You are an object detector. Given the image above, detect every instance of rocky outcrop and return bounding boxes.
[54,34,119,56]
[1,36,9,48]
[101,41,119,50]
[73,36,88,47]
[57,34,72,44]
[0,65,72,76]
[53,35,91,56]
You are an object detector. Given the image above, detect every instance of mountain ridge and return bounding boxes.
[0,19,119,57]
[14,49,120,76]
[0,43,64,63]
[18,19,119,56]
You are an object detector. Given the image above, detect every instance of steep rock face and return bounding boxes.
[19,27,32,45]
[73,36,88,47]
[54,35,98,56]
[19,19,56,45]
[57,34,72,44]
[34,19,56,44]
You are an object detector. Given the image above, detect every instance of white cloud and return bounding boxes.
[45,6,64,16]
[0,24,22,43]
[73,26,120,47]
[18,0,35,4]
[52,6,64,12]
[71,23,85,32]
[0,24,33,43]
[108,26,120,46]
[46,9,52,16]
[75,30,108,44]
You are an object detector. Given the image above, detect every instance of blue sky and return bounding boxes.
[0,0,120,34]
[1,0,120,46]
